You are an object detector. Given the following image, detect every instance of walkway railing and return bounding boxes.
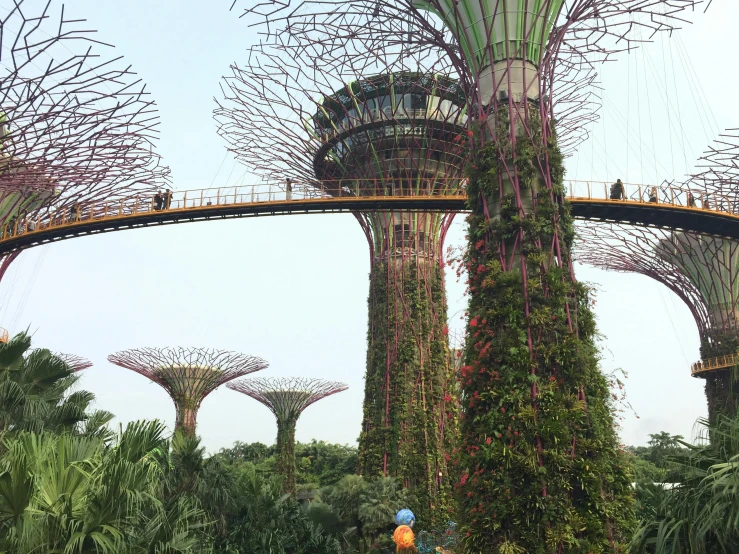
[691,353,739,377]
[1,179,737,243]
[2,179,466,240]
[0,328,8,344]
[565,180,738,214]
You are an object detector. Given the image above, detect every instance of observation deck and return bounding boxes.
[691,353,739,377]
[1,180,738,257]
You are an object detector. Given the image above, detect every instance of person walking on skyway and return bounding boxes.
[164,190,172,209]
[154,191,163,211]
[688,191,696,207]
[286,178,292,201]
[610,179,624,200]
[648,187,658,203]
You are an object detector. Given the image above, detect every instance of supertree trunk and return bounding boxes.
[175,403,199,436]
[360,249,457,524]
[700,330,739,422]
[456,104,633,551]
[276,417,298,495]
[0,251,20,285]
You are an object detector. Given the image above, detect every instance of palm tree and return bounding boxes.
[631,415,739,553]
[0,420,212,553]
[0,331,110,442]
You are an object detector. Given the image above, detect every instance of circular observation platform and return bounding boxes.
[311,72,468,190]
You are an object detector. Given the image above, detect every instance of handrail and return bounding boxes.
[0,328,8,344]
[691,353,739,377]
[1,179,737,245]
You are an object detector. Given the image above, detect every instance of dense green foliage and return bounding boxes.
[215,439,358,488]
[456,115,635,553]
[631,416,739,553]
[359,259,457,527]
[2,332,463,554]
[0,422,212,553]
[699,330,739,423]
[627,432,686,483]
[276,418,297,494]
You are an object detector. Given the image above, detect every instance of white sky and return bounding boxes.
[0,0,736,451]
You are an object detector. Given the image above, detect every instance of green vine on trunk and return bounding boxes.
[276,417,298,495]
[358,259,458,529]
[700,330,739,423]
[455,114,635,553]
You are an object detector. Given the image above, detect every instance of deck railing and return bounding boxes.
[691,353,739,376]
[1,179,736,243]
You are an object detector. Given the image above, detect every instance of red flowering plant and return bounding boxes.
[451,118,635,553]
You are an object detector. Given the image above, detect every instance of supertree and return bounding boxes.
[57,353,93,373]
[0,0,169,283]
[577,130,739,424]
[236,0,702,550]
[216,50,468,521]
[108,347,268,435]
[227,376,348,495]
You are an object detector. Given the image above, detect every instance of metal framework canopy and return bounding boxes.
[108,347,269,433]
[227,377,348,420]
[0,0,169,231]
[234,0,701,157]
[56,353,93,373]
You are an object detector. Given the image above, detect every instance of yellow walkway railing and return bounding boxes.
[0,328,8,344]
[691,353,739,377]
[1,179,736,244]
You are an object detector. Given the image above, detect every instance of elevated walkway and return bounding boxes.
[691,353,739,377]
[1,180,737,257]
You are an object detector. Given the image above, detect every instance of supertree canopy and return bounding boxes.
[56,353,93,373]
[577,129,739,424]
[235,0,702,550]
[227,377,348,495]
[217,49,466,523]
[0,0,169,280]
[108,347,268,435]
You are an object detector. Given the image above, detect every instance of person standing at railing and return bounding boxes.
[610,179,624,200]
[648,187,658,203]
[154,191,163,211]
[704,194,711,210]
[71,203,81,221]
[688,191,696,207]
[286,178,292,201]
[164,190,172,209]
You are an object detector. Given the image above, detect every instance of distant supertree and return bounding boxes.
[227,377,348,495]
[216,50,466,521]
[577,130,739,423]
[577,224,739,420]
[108,347,268,435]
[0,0,169,282]
[236,0,702,549]
[57,353,93,373]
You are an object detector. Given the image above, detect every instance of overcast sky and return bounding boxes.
[1,0,736,452]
